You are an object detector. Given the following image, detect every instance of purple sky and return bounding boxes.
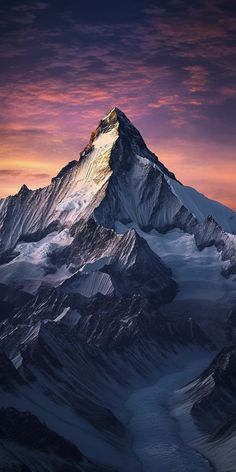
[0,0,236,208]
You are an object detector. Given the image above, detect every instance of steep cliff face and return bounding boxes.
[0,107,236,255]
[0,111,119,253]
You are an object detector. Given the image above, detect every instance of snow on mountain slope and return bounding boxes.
[194,216,236,275]
[64,271,114,297]
[115,222,236,305]
[113,222,236,348]
[0,116,119,253]
[0,229,73,293]
[165,178,236,234]
[0,107,235,326]
[0,107,235,260]
[0,218,177,304]
[92,109,236,235]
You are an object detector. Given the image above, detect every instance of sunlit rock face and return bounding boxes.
[0,107,236,471]
[0,107,236,253]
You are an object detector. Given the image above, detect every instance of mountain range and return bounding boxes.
[0,107,236,472]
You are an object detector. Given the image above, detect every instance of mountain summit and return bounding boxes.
[0,107,236,255]
[80,107,178,182]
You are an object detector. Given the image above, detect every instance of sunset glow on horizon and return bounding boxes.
[1,0,236,209]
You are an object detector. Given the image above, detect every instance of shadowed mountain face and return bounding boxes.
[0,108,235,471]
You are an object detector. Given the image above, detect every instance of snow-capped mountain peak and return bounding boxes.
[0,107,236,256]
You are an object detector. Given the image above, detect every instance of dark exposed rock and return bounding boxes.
[18,184,30,197]
[56,219,177,304]
[194,216,236,274]
[0,407,82,459]
[52,159,78,181]
[0,249,20,265]
[0,284,32,321]
[176,345,236,436]
[0,352,25,391]
[0,407,115,472]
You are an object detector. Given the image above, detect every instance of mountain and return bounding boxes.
[0,107,236,471]
[0,108,236,248]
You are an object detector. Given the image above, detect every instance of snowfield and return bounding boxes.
[116,222,236,306]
